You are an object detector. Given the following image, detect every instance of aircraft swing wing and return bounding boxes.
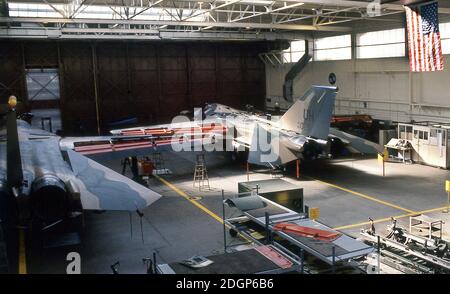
[60,119,227,161]
[66,149,162,211]
[329,128,383,155]
[247,123,299,166]
[60,135,174,161]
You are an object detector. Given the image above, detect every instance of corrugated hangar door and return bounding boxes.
[0,41,267,135]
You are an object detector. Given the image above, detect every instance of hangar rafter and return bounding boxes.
[1,0,449,40]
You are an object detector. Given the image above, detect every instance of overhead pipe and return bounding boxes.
[283,39,313,102]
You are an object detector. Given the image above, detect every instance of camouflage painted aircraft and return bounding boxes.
[0,100,161,229]
[62,85,382,168]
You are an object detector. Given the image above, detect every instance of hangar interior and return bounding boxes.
[1,0,450,275]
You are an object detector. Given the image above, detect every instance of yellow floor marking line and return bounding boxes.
[156,175,224,223]
[155,175,253,243]
[312,178,416,214]
[18,228,27,274]
[333,205,448,231]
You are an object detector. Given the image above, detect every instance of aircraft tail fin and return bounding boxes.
[278,86,337,140]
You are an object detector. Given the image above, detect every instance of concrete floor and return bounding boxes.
[26,151,450,274]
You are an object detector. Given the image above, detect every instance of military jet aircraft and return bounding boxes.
[62,85,382,168]
[0,98,162,232]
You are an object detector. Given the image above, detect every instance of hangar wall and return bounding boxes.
[266,56,450,123]
[0,41,267,135]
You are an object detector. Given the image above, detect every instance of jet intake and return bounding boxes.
[30,174,70,223]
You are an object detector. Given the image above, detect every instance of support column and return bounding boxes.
[246,161,250,182]
[185,45,192,110]
[91,45,101,135]
[155,45,163,122]
[56,43,65,132]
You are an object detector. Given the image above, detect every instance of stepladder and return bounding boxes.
[193,153,210,191]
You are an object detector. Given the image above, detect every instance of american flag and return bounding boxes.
[405,1,444,72]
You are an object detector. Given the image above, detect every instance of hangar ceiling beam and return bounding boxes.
[42,0,68,18]
[0,16,352,31]
[230,2,305,23]
[182,0,242,21]
[6,0,446,40]
[288,0,450,14]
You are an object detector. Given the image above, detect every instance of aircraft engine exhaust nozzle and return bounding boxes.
[301,140,322,161]
[31,174,70,223]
